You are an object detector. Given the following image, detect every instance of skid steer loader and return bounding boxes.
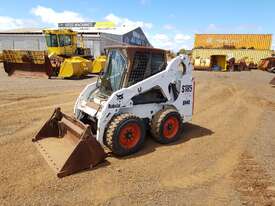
[2,29,106,78]
[32,46,195,177]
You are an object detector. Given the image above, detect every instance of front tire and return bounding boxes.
[104,113,146,156]
[151,108,182,144]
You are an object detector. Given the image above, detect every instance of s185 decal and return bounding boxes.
[182,85,192,93]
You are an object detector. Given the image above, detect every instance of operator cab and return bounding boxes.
[97,46,167,97]
[43,29,77,56]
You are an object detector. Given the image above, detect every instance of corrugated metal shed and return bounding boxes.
[0,33,46,51]
[192,48,272,63]
[0,26,151,57]
[194,34,272,50]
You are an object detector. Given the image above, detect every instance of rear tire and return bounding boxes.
[151,108,182,144]
[3,62,11,74]
[104,113,146,156]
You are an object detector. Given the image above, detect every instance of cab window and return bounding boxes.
[58,35,72,46]
[127,51,166,86]
[151,52,166,75]
[45,34,58,47]
[99,49,127,95]
[128,52,150,86]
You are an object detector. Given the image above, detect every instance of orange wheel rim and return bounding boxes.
[163,116,179,139]
[119,123,141,149]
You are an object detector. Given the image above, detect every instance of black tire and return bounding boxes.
[104,113,146,156]
[151,108,182,144]
[3,62,11,74]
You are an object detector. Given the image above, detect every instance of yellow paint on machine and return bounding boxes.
[2,50,46,64]
[59,56,91,78]
[59,56,106,78]
[90,56,106,73]
[194,34,272,50]
[43,29,78,57]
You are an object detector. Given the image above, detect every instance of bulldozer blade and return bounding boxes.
[32,108,107,178]
[2,50,52,78]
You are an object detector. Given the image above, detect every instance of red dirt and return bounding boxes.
[0,66,275,205]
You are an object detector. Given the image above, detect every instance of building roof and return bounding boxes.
[0,26,138,36]
[0,28,42,33]
[105,45,165,52]
[76,26,137,35]
[194,34,272,50]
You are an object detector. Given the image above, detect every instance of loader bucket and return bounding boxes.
[90,55,106,74]
[2,50,52,78]
[58,56,90,78]
[32,108,107,178]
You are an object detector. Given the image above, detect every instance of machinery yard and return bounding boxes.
[0,63,275,205]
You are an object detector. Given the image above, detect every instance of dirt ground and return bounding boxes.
[0,65,275,206]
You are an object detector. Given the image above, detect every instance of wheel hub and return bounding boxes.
[119,123,141,149]
[167,123,173,130]
[125,130,133,139]
[163,116,180,139]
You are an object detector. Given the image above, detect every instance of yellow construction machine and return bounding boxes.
[2,29,106,78]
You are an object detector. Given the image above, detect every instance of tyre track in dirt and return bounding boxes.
[0,68,275,205]
[232,152,275,206]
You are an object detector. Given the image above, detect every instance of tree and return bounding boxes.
[177,48,186,55]
[166,50,176,60]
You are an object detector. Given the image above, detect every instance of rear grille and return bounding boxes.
[128,52,149,86]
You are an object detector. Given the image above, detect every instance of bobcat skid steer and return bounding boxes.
[32,46,195,177]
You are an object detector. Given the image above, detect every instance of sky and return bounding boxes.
[0,0,274,51]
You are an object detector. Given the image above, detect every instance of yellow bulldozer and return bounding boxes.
[2,29,106,78]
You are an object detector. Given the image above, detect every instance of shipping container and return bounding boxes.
[192,48,272,70]
[194,34,272,50]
